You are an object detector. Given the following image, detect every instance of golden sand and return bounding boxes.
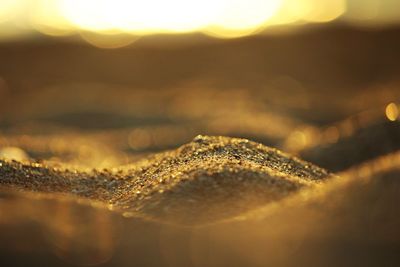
[0,29,400,266]
[0,135,331,223]
[299,108,400,171]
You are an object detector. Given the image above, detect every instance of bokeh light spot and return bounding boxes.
[385,102,399,121]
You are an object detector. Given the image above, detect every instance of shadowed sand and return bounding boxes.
[0,135,331,224]
[0,145,399,267]
[297,108,400,171]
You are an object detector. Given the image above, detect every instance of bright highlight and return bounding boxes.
[57,0,282,35]
[2,0,399,46]
[386,103,399,122]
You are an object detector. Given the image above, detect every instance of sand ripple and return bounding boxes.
[0,135,331,224]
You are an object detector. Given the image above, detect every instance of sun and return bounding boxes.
[56,0,283,35]
[0,0,350,41]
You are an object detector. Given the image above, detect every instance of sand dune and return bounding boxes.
[0,135,331,224]
[1,25,400,266]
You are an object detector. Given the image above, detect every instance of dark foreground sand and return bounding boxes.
[0,137,399,267]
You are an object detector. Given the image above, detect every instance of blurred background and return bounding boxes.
[1,1,400,266]
[0,0,400,164]
[1,0,400,40]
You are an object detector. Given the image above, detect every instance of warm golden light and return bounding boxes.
[0,146,28,161]
[79,31,140,49]
[2,0,292,39]
[206,0,282,37]
[64,0,213,32]
[1,0,400,44]
[285,0,346,23]
[57,0,282,35]
[30,0,73,36]
[0,0,21,23]
[385,103,399,122]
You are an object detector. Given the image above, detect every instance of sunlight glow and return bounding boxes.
[0,0,22,23]
[30,0,73,36]
[57,0,282,34]
[1,0,400,45]
[283,0,346,23]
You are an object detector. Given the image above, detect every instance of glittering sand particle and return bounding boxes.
[0,135,332,224]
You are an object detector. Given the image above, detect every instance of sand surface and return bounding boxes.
[1,25,400,267]
[0,135,331,224]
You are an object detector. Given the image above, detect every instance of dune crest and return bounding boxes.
[0,135,331,224]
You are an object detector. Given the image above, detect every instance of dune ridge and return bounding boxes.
[0,135,331,223]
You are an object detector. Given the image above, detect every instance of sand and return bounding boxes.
[0,27,400,266]
[0,135,331,223]
[0,138,399,267]
[298,108,400,171]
